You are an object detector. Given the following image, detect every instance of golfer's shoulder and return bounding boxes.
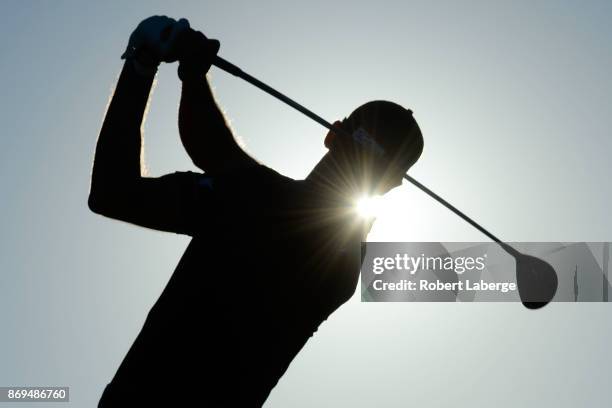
[237,163,297,195]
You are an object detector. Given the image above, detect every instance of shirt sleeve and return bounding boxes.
[91,170,217,236]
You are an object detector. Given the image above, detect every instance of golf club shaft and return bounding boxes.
[402,174,502,244]
[212,55,504,245]
[213,57,334,130]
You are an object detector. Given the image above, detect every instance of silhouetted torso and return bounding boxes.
[98,164,368,407]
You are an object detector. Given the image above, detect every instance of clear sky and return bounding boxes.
[1,1,611,407]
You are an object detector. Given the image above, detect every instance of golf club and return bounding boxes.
[212,55,559,309]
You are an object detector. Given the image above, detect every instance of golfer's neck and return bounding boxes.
[306,153,361,197]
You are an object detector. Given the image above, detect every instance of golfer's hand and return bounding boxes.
[121,15,190,75]
[176,28,220,81]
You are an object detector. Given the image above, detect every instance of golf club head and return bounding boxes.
[514,253,558,309]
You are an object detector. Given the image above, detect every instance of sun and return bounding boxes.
[355,195,383,219]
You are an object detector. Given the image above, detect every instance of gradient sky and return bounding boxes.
[1,1,611,407]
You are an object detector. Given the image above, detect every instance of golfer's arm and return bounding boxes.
[89,60,152,203]
[88,62,192,233]
[179,76,257,173]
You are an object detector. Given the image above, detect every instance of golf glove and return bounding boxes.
[121,15,190,76]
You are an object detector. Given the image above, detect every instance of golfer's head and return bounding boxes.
[324,100,424,194]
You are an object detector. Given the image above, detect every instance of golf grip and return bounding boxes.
[212,55,504,245]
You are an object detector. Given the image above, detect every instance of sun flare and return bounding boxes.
[355,195,383,219]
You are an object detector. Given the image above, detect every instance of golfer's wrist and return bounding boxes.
[177,63,206,82]
[122,46,160,78]
[123,56,157,78]
[122,59,157,88]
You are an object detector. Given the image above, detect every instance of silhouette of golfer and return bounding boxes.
[90,16,423,407]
